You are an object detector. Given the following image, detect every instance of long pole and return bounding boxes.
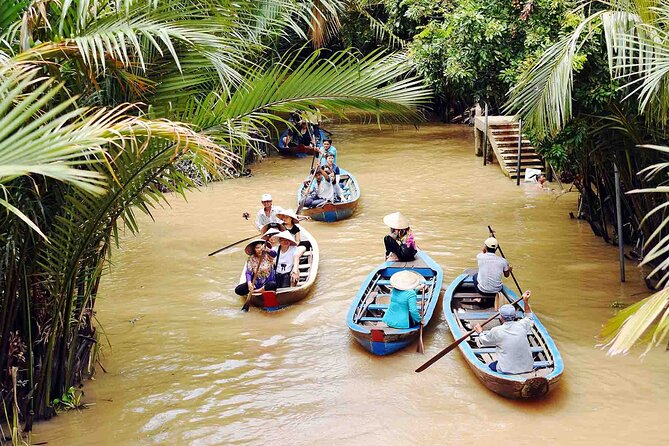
[614,162,626,282]
[483,103,489,166]
[516,118,523,186]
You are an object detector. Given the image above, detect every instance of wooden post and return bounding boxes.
[516,119,523,186]
[483,103,489,166]
[614,162,625,282]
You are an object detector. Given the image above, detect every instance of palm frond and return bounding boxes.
[601,287,669,355]
[505,12,603,138]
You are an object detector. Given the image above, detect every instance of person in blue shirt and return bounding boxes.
[320,153,343,202]
[319,139,337,166]
[382,270,425,329]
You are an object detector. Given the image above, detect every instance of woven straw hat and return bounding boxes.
[383,212,410,230]
[260,222,286,235]
[277,208,300,225]
[245,238,271,256]
[276,230,297,246]
[262,228,281,240]
[389,270,422,291]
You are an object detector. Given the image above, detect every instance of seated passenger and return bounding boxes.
[278,129,295,149]
[383,212,417,262]
[474,290,535,374]
[304,170,334,208]
[320,154,342,202]
[297,120,315,148]
[319,139,337,166]
[472,237,512,301]
[382,270,424,329]
[276,208,312,249]
[274,231,307,288]
[234,239,277,296]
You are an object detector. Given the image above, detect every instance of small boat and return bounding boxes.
[278,144,318,157]
[238,226,319,311]
[443,270,564,399]
[297,168,360,222]
[346,251,444,355]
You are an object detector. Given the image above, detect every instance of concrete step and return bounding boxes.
[497,140,532,146]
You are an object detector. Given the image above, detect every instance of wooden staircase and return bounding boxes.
[474,116,544,180]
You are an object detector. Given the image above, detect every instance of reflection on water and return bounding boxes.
[35,125,668,445]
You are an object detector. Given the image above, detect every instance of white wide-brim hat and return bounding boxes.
[484,237,498,249]
[277,208,299,225]
[276,230,297,246]
[389,270,423,291]
[260,222,286,235]
[383,211,410,230]
[262,228,281,240]
[245,238,271,256]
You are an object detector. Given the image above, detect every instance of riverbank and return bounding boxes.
[34,124,665,445]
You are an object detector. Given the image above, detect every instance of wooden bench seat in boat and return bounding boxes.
[471,346,544,354]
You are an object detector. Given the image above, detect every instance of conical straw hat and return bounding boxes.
[245,238,271,256]
[383,212,410,230]
[276,230,297,246]
[277,208,300,225]
[389,270,422,291]
[262,228,281,240]
[260,222,286,235]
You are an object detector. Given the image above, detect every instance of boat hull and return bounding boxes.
[297,168,360,222]
[346,251,444,356]
[443,272,564,399]
[238,226,319,311]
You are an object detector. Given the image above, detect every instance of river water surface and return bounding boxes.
[36,125,667,445]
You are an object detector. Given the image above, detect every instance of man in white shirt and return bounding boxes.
[304,170,333,208]
[474,290,534,374]
[473,237,512,296]
[255,193,282,231]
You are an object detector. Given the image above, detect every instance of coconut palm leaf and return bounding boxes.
[601,287,669,355]
[505,12,603,138]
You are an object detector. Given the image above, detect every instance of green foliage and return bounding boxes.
[52,387,85,412]
[409,0,572,106]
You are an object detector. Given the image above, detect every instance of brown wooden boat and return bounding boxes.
[443,269,564,399]
[237,226,319,311]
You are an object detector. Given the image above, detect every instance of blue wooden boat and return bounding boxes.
[443,271,564,399]
[346,251,443,355]
[296,168,360,222]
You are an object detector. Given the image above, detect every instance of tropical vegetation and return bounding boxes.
[0,0,430,435]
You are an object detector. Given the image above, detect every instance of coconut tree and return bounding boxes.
[0,0,431,429]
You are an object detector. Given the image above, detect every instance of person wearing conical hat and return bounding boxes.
[234,239,278,297]
[277,208,302,245]
[381,270,424,329]
[274,231,307,289]
[383,212,417,262]
[255,193,283,231]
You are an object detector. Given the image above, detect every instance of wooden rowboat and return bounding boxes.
[346,251,443,355]
[443,270,564,399]
[237,226,319,311]
[297,168,360,222]
[278,144,318,157]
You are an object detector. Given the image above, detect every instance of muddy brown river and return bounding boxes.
[35,124,667,445]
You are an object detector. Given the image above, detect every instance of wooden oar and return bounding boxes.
[208,234,256,257]
[416,287,426,353]
[415,295,524,373]
[487,225,523,294]
[296,152,319,214]
[208,213,256,257]
[241,251,266,312]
